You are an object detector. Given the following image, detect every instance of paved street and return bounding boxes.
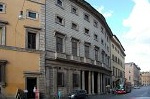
[88,86,150,99]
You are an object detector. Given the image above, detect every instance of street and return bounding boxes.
[88,86,150,99]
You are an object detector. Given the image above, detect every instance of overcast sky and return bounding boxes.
[85,0,150,71]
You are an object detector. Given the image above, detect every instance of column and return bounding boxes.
[82,71,85,90]
[92,72,94,94]
[53,67,58,96]
[100,74,103,93]
[88,71,91,94]
[67,69,72,93]
[98,73,100,94]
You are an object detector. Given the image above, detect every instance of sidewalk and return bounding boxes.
[88,93,116,99]
[0,93,7,99]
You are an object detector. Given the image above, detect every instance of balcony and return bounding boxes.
[83,57,92,64]
[94,60,101,66]
[55,52,67,59]
[66,55,81,62]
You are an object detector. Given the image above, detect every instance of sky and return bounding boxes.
[85,0,150,71]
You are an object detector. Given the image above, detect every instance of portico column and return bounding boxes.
[82,71,85,90]
[88,71,91,94]
[100,74,103,93]
[98,73,100,94]
[92,71,94,94]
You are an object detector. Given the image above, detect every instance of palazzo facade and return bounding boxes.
[44,0,113,98]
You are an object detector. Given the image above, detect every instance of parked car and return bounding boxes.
[115,89,126,94]
[68,89,87,99]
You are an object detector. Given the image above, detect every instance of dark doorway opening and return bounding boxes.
[27,77,37,99]
[94,72,98,93]
[85,71,89,94]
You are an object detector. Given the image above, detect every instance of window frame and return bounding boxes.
[71,5,78,15]
[55,15,65,26]
[93,20,98,28]
[56,0,63,8]
[0,25,6,45]
[0,3,5,13]
[55,32,66,53]
[25,28,40,50]
[71,38,79,56]
[26,10,39,20]
[84,13,90,22]
[94,47,99,61]
[84,28,90,35]
[56,36,63,53]
[0,21,7,45]
[57,72,64,87]
[0,60,7,86]
[71,22,78,31]
[94,34,98,41]
[101,26,104,33]
[73,74,79,87]
[84,43,90,58]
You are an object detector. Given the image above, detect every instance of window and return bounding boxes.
[94,34,98,41]
[113,67,115,76]
[55,32,65,53]
[115,56,117,62]
[55,15,65,26]
[73,74,79,87]
[102,51,105,63]
[0,3,5,13]
[26,27,40,50]
[71,22,78,31]
[71,6,78,15]
[27,10,38,20]
[129,76,131,80]
[27,32,36,49]
[0,60,7,86]
[101,27,104,33]
[84,28,89,35]
[112,54,114,61]
[107,36,109,42]
[56,36,63,53]
[101,39,104,45]
[107,46,109,52]
[0,21,8,45]
[95,47,99,61]
[56,0,63,7]
[93,20,98,27]
[57,72,64,87]
[84,13,90,22]
[85,44,90,58]
[72,39,78,56]
[112,44,114,49]
[0,27,2,45]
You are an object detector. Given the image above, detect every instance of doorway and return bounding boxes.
[26,77,37,99]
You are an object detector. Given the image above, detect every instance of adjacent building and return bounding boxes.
[125,62,141,86]
[141,72,150,86]
[111,35,126,88]
[0,0,45,98]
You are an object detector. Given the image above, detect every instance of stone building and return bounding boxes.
[44,0,113,98]
[141,72,150,86]
[111,35,126,89]
[125,62,141,86]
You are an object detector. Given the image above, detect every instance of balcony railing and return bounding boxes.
[66,55,81,62]
[55,52,67,59]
